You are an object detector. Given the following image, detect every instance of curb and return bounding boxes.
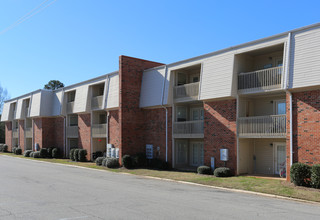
[1,154,320,206]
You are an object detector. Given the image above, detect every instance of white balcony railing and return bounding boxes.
[173,120,204,135]
[25,127,32,138]
[238,115,286,137]
[238,66,283,93]
[67,126,78,137]
[67,102,74,114]
[91,95,103,109]
[12,129,19,138]
[174,82,199,101]
[92,124,107,138]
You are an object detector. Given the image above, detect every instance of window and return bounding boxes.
[69,115,78,126]
[99,113,107,124]
[274,100,286,115]
[191,108,204,120]
[67,91,76,102]
[69,138,78,149]
[176,106,187,122]
[177,73,187,86]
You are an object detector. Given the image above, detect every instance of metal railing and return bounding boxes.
[25,127,32,138]
[92,123,107,138]
[173,120,204,135]
[12,129,19,138]
[67,102,74,114]
[238,66,283,93]
[238,115,286,137]
[91,95,103,109]
[67,126,78,137]
[174,82,199,101]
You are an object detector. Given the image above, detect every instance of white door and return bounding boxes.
[274,143,286,175]
[176,140,188,165]
[189,142,204,167]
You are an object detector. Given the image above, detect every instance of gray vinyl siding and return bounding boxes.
[52,90,63,116]
[29,91,41,117]
[14,99,23,120]
[73,85,89,113]
[290,26,320,88]
[106,73,119,109]
[1,101,12,121]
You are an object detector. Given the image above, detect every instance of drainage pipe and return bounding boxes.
[160,65,168,162]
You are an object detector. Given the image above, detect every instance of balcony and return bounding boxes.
[12,129,19,138]
[173,120,204,138]
[24,108,30,118]
[174,82,199,102]
[238,115,286,138]
[238,67,283,94]
[91,95,103,110]
[25,127,32,138]
[92,124,107,138]
[67,102,74,114]
[67,126,78,138]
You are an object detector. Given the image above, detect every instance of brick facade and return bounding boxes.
[119,56,164,163]
[78,113,91,160]
[5,122,12,151]
[108,110,120,149]
[19,120,25,150]
[204,99,237,174]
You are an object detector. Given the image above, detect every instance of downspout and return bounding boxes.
[60,88,67,158]
[160,65,168,162]
[29,92,34,151]
[106,111,109,144]
[104,75,110,146]
[284,32,293,167]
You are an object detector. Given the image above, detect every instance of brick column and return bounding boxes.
[5,122,12,151]
[78,113,91,161]
[19,120,25,151]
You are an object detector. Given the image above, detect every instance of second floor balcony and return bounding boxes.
[173,120,204,138]
[91,95,103,110]
[67,126,78,138]
[174,82,199,102]
[238,114,286,138]
[67,102,74,114]
[12,128,19,138]
[92,123,107,138]
[25,127,32,138]
[238,66,283,94]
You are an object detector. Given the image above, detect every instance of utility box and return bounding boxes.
[220,149,229,161]
[211,157,215,170]
[115,148,119,158]
[146,144,153,159]
[111,148,116,158]
[106,144,113,158]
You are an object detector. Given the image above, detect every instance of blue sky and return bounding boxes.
[1,0,320,98]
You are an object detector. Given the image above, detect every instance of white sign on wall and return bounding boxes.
[220,149,229,161]
[146,144,153,159]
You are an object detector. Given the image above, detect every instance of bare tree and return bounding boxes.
[0,83,9,114]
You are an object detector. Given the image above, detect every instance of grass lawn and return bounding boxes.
[1,152,320,203]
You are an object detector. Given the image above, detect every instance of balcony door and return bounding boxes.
[191,108,204,121]
[189,141,204,167]
[274,143,286,175]
[176,140,188,165]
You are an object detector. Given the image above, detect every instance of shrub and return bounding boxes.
[12,147,17,154]
[214,167,232,177]
[30,152,35,157]
[39,148,47,158]
[74,149,80,161]
[102,158,108,167]
[122,155,134,169]
[52,148,59,158]
[95,157,105,166]
[150,158,169,170]
[23,150,33,157]
[15,148,22,155]
[69,149,75,161]
[0,144,8,152]
[197,166,212,175]
[133,153,146,168]
[94,151,104,158]
[106,158,119,168]
[47,148,53,158]
[33,151,41,158]
[290,162,311,186]
[78,149,87,162]
[311,164,320,189]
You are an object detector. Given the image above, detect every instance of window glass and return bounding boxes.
[69,115,78,126]
[276,101,286,115]
[177,107,187,121]
[99,114,107,124]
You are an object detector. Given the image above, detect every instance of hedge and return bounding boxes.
[102,158,108,167]
[197,166,212,175]
[15,148,22,155]
[95,157,105,166]
[33,151,41,158]
[47,148,53,158]
[0,144,8,152]
[39,148,48,158]
[106,158,119,168]
[52,148,59,158]
[122,155,134,169]
[290,162,311,186]
[78,149,87,162]
[23,150,33,157]
[214,167,232,177]
[69,149,76,161]
[311,164,320,189]
[74,149,80,161]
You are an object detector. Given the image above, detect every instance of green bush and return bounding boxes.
[122,155,134,169]
[52,148,59,158]
[12,147,17,154]
[15,148,22,155]
[106,158,119,168]
[39,148,47,158]
[95,157,105,166]
[47,148,53,158]
[150,158,169,170]
[290,162,311,186]
[0,144,8,152]
[69,149,76,161]
[78,149,87,162]
[311,164,320,188]
[102,158,108,167]
[74,149,80,161]
[30,152,35,157]
[214,167,232,177]
[197,166,212,175]
[33,151,41,158]
[133,153,146,168]
[23,150,33,157]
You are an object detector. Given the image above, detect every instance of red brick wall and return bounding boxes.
[286,92,291,181]
[108,110,120,149]
[34,118,43,149]
[19,120,25,150]
[78,113,91,160]
[143,107,172,164]
[204,99,237,174]
[52,117,65,154]
[119,56,164,162]
[5,122,12,151]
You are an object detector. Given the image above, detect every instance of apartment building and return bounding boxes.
[2,23,320,180]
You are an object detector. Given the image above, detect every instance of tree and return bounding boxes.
[44,80,64,90]
[0,83,9,114]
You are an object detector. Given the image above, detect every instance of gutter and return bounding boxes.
[160,65,168,162]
